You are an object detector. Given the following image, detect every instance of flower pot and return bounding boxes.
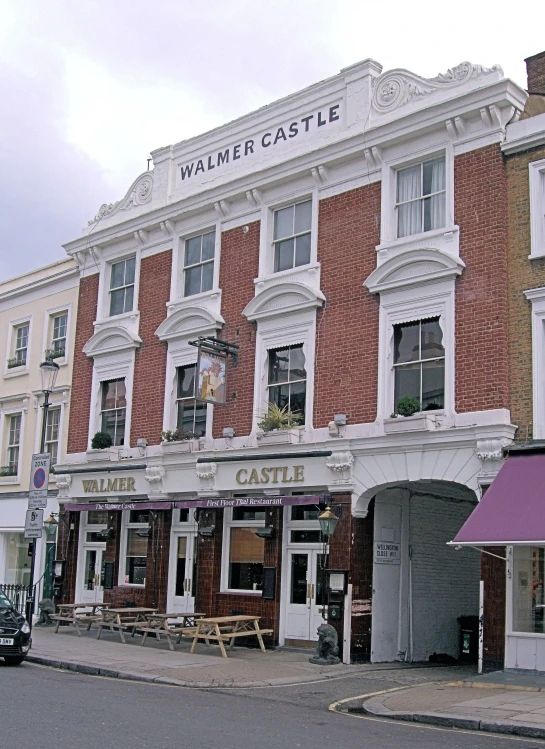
[259,429,301,445]
[161,439,198,454]
[86,448,111,462]
[384,414,436,434]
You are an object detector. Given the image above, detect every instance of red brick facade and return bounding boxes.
[314,184,381,427]
[130,250,172,446]
[454,144,509,413]
[212,221,260,439]
[67,273,99,453]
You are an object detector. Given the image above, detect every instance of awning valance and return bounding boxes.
[175,494,329,509]
[451,453,545,546]
[68,501,171,512]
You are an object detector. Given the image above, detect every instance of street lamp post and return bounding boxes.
[318,506,338,619]
[26,359,60,630]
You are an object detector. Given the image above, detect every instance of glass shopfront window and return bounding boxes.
[513,546,545,634]
[228,527,264,591]
[4,533,30,585]
[121,510,149,586]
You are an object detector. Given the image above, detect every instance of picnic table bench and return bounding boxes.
[51,602,110,636]
[189,615,273,658]
[132,612,206,650]
[96,607,157,644]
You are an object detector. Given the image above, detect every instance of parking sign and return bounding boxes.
[24,509,44,539]
[28,453,51,509]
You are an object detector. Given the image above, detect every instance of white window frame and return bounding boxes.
[379,143,456,248]
[259,190,318,279]
[88,354,135,450]
[99,378,127,446]
[170,218,221,304]
[96,250,141,323]
[266,344,308,424]
[252,313,317,432]
[108,255,137,317]
[162,346,214,439]
[392,317,446,412]
[377,288,454,422]
[4,316,32,376]
[6,412,22,475]
[220,506,266,594]
[181,228,218,299]
[119,509,150,587]
[395,156,447,239]
[44,406,61,466]
[529,159,545,259]
[524,287,545,438]
[272,198,313,274]
[42,304,72,366]
[175,363,208,437]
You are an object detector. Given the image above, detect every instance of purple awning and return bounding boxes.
[452,453,545,545]
[175,494,329,509]
[67,501,172,512]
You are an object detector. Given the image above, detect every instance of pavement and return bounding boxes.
[27,626,545,739]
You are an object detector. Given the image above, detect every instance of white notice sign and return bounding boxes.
[374,541,401,564]
[24,509,44,539]
[28,453,51,509]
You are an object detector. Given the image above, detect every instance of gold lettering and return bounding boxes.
[293,465,304,482]
[106,478,118,492]
[82,479,95,493]
[118,478,127,491]
[260,467,270,483]
[127,478,135,491]
[236,469,248,485]
[99,478,106,492]
[248,468,259,485]
[271,467,281,483]
[281,466,292,483]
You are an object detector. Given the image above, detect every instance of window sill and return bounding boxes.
[3,366,28,379]
[218,590,263,597]
[376,225,459,255]
[384,413,438,434]
[118,583,146,588]
[0,476,20,485]
[507,631,545,639]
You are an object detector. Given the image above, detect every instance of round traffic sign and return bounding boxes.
[33,467,46,489]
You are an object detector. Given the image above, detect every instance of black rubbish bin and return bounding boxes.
[457,615,480,664]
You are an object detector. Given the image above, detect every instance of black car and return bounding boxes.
[0,589,31,665]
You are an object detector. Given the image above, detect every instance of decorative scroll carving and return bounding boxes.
[88,172,154,225]
[55,474,72,498]
[326,451,354,472]
[475,438,512,462]
[144,466,165,485]
[196,463,217,480]
[372,62,502,115]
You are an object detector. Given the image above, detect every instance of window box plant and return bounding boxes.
[384,399,437,434]
[160,429,199,453]
[87,431,114,461]
[6,356,25,369]
[257,404,302,444]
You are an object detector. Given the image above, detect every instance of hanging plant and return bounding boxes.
[257,403,303,432]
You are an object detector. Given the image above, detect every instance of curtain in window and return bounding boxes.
[397,165,421,237]
[429,158,446,230]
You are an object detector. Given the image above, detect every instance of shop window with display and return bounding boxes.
[222,508,265,593]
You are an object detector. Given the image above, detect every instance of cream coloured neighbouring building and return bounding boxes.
[0,258,78,610]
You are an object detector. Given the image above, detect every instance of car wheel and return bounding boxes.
[3,656,25,665]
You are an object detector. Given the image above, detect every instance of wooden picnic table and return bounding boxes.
[51,602,110,636]
[133,612,206,650]
[96,607,157,644]
[189,615,273,658]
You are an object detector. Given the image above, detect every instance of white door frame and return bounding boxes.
[166,508,198,614]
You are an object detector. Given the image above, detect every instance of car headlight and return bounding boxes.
[20,621,31,634]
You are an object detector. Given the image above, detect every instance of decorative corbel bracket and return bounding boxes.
[246,189,262,208]
[311,165,329,187]
[363,146,382,171]
[160,220,176,237]
[134,229,148,246]
[214,200,230,220]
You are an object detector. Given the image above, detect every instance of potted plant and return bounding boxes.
[385,397,437,433]
[87,431,114,461]
[257,403,303,444]
[396,396,421,417]
[161,428,199,454]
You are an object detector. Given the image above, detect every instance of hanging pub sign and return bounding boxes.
[189,336,239,405]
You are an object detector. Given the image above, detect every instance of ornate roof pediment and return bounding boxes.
[364,249,465,295]
[155,306,224,343]
[88,171,154,225]
[243,281,325,322]
[83,325,142,358]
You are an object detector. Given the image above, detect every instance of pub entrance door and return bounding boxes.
[285,549,327,641]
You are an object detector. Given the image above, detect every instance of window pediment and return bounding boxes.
[83,326,142,358]
[243,281,325,322]
[364,248,465,295]
[155,306,224,343]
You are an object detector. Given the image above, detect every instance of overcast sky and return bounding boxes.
[1,0,543,281]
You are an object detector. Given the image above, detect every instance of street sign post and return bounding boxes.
[28,453,51,510]
[24,509,44,539]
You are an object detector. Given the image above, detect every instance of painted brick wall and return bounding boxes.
[410,494,480,660]
[526,51,545,93]
[454,144,509,413]
[314,184,381,427]
[67,273,99,453]
[506,144,545,440]
[130,250,172,447]
[213,221,260,438]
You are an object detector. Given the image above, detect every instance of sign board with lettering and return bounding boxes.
[373,542,401,565]
[28,453,51,509]
[24,509,44,539]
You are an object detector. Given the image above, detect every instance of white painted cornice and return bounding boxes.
[155,305,224,342]
[502,112,545,154]
[364,248,465,294]
[243,281,325,322]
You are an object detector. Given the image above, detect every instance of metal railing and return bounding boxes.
[0,583,36,615]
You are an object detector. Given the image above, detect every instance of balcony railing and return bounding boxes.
[0,465,17,477]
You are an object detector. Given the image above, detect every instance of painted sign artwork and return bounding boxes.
[197,348,227,404]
